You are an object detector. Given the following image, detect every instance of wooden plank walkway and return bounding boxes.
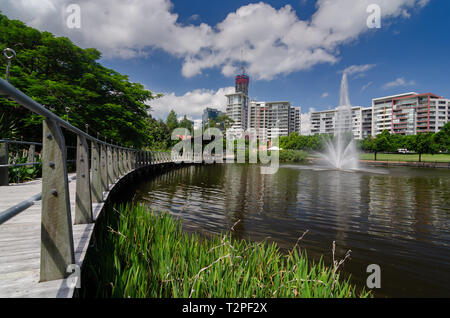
[0,174,108,298]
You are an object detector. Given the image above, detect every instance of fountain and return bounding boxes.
[317,72,360,170]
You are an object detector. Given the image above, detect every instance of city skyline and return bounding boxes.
[1,0,449,125]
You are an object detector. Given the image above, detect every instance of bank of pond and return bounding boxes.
[80,204,371,298]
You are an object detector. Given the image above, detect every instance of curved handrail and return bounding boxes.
[1,78,132,150]
[0,77,173,283]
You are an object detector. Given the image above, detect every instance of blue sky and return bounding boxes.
[2,0,449,123]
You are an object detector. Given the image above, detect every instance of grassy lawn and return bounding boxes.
[360,153,450,163]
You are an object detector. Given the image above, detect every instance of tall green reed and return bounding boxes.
[81,204,371,298]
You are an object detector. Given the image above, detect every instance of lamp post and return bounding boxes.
[3,48,16,82]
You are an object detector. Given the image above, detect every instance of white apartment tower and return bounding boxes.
[372,92,450,136]
[248,101,291,140]
[309,106,370,139]
[289,106,302,135]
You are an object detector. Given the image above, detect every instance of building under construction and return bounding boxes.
[225,68,250,139]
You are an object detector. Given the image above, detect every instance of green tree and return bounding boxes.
[389,133,407,151]
[179,115,193,133]
[374,130,395,160]
[408,133,438,162]
[216,114,234,130]
[205,118,218,130]
[0,113,18,139]
[145,117,170,150]
[435,122,450,153]
[362,130,394,161]
[0,13,159,148]
[279,133,326,151]
[165,110,179,133]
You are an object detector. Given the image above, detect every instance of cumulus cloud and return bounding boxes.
[321,92,329,98]
[0,0,428,80]
[361,81,374,91]
[382,77,416,89]
[301,107,316,135]
[0,0,214,59]
[342,64,376,76]
[148,87,234,121]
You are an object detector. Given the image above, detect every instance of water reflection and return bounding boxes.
[133,164,450,297]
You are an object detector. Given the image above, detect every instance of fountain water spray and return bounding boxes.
[318,72,360,170]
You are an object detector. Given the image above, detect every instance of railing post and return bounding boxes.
[136,151,141,169]
[121,149,127,174]
[123,150,127,172]
[27,144,35,164]
[40,119,74,282]
[129,151,133,170]
[75,134,93,224]
[91,141,103,203]
[117,147,123,177]
[117,148,121,176]
[117,148,122,176]
[0,142,8,186]
[100,143,108,193]
[112,146,118,180]
[107,144,113,186]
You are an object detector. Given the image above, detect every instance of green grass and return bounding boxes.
[360,153,450,163]
[81,204,371,298]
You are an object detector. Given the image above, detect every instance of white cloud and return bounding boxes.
[0,0,214,59]
[301,107,316,135]
[342,64,376,76]
[321,92,329,98]
[148,87,234,120]
[382,77,416,89]
[0,0,428,80]
[361,81,374,91]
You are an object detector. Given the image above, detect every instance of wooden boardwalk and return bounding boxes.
[0,77,178,298]
[0,174,108,298]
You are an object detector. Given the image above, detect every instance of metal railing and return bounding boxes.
[0,77,172,282]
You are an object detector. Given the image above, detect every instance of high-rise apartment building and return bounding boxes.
[248,101,291,140]
[372,92,416,136]
[361,107,373,139]
[372,92,450,136]
[202,107,224,128]
[310,109,335,136]
[289,106,302,135]
[226,70,250,139]
[309,106,370,139]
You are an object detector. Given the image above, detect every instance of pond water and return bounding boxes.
[132,164,450,297]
